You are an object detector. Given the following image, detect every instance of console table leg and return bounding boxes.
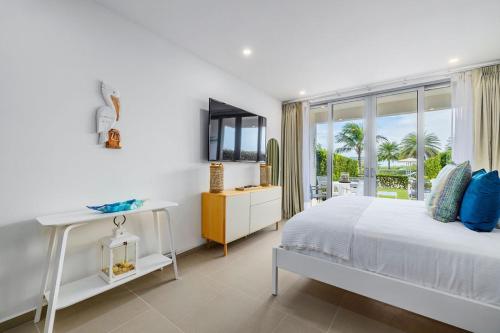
[164,209,179,279]
[35,227,57,323]
[44,225,76,333]
[153,210,163,271]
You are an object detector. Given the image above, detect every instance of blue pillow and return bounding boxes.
[460,169,500,232]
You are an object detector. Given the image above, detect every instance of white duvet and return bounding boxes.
[281,197,500,307]
[281,196,373,260]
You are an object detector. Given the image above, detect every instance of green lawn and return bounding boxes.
[377,187,409,200]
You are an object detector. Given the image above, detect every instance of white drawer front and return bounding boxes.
[225,194,250,242]
[250,199,281,233]
[250,187,281,206]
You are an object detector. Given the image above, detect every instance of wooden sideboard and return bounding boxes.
[202,186,282,255]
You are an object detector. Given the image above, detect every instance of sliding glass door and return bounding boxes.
[307,83,451,205]
[332,99,367,197]
[309,105,329,204]
[375,91,418,200]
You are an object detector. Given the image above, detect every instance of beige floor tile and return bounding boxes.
[269,279,339,331]
[205,255,276,300]
[234,301,286,333]
[133,272,223,327]
[36,287,148,333]
[329,308,405,333]
[110,310,182,333]
[273,314,324,333]
[390,310,468,333]
[30,287,147,333]
[339,291,403,326]
[187,245,247,276]
[4,321,39,333]
[291,278,346,305]
[174,286,284,333]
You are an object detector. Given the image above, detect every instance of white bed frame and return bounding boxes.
[272,246,500,333]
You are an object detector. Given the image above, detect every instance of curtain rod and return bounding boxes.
[285,59,500,105]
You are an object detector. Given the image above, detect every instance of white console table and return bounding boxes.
[34,200,179,333]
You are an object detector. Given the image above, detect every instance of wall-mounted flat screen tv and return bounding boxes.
[208,98,266,162]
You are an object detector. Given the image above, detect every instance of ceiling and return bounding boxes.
[96,0,500,101]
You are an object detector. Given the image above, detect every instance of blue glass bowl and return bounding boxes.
[87,199,145,213]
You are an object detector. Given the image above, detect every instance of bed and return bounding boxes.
[272,196,500,333]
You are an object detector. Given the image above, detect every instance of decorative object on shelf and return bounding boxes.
[210,162,224,193]
[96,81,122,149]
[99,215,139,283]
[339,172,350,183]
[235,185,259,191]
[266,138,280,185]
[87,199,145,213]
[260,163,272,186]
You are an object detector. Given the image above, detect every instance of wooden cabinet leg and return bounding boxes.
[223,244,228,256]
[275,222,279,230]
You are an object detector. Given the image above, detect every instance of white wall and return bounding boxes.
[0,0,281,322]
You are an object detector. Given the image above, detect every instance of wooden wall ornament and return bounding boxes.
[96,81,121,148]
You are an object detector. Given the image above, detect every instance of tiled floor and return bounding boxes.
[7,223,468,333]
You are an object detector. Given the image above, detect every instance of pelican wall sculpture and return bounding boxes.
[96,81,121,149]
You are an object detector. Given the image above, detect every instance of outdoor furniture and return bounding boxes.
[338,182,351,196]
[310,185,327,202]
[332,181,340,196]
[317,176,328,188]
[408,178,417,199]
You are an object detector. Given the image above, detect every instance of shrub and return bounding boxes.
[333,154,358,180]
[316,145,327,176]
[439,150,452,166]
[315,145,358,180]
[376,174,408,189]
[424,150,453,179]
[424,156,442,179]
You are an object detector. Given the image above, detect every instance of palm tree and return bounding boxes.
[335,122,364,173]
[399,131,441,159]
[335,122,388,173]
[378,141,399,169]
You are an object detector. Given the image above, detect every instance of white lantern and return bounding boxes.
[99,216,139,284]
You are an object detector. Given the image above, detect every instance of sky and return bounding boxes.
[316,108,452,163]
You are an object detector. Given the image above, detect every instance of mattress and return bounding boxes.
[281,197,500,307]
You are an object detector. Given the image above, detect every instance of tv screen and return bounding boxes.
[208,98,266,162]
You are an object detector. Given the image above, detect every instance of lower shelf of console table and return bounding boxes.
[44,253,172,310]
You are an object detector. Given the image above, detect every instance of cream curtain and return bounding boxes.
[281,102,304,219]
[451,71,474,164]
[302,101,311,202]
[472,65,500,171]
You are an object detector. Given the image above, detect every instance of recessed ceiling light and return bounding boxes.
[449,58,459,64]
[242,48,252,56]
[299,90,306,96]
